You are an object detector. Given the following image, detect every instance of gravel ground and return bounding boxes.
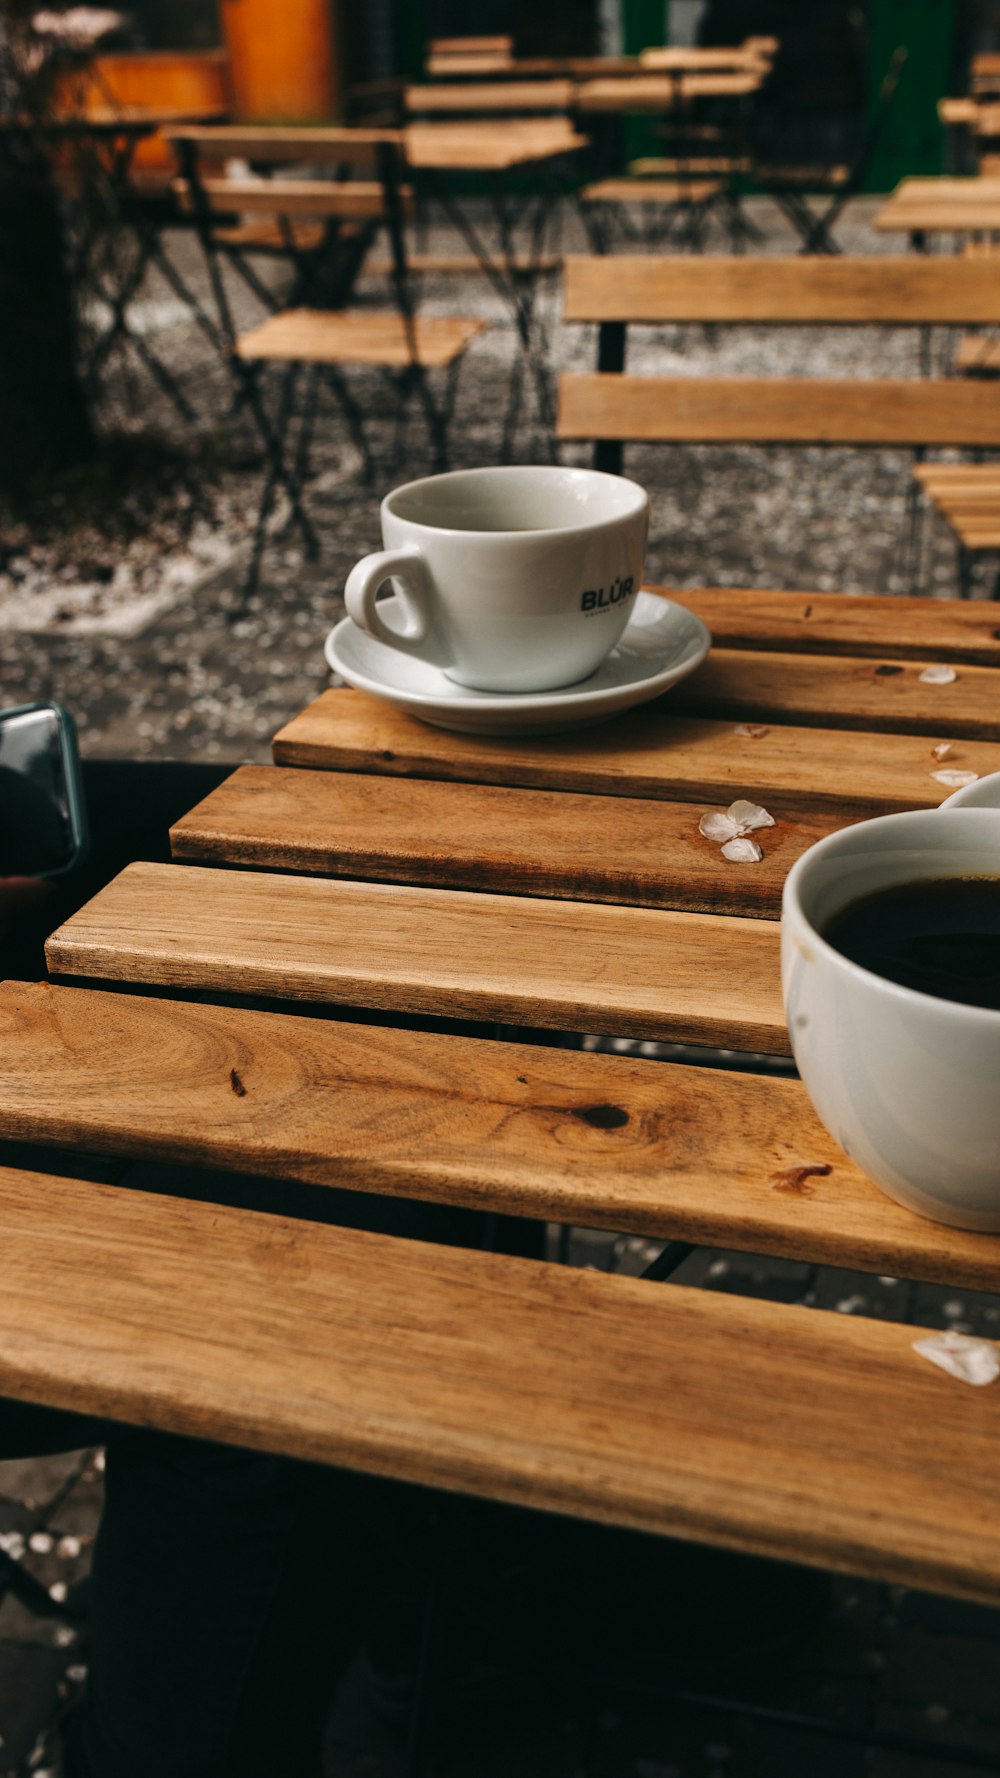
[0,194,987,765]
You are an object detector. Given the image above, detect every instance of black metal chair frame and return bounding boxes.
[176,133,470,605]
[751,46,908,255]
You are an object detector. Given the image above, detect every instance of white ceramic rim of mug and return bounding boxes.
[380,465,649,539]
[783,806,1000,1022]
[941,768,1000,809]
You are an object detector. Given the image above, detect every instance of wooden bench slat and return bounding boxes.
[44,860,787,1052]
[3,1161,999,1601]
[272,687,1000,815]
[563,255,1000,324]
[557,375,1000,447]
[669,585,1000,664]
[673,647,1000,738]
[169,764,838,919]
[7,983,1000,1292]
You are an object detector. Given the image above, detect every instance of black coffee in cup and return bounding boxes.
[823,876,1000,1010]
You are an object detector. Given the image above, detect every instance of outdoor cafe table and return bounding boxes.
[876,175,1000,246]
[4,586,1000,1613]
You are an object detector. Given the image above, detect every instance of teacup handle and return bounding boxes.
[344,548,434,656]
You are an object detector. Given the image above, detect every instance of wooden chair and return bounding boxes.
[575,69,765,254]
[557,253,1000,591]
[169,126,484,602]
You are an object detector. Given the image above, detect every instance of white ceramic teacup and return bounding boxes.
[343,465,649,694]
[781,808,1000,1230]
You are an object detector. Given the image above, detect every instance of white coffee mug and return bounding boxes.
[782,808,1000,1229]
[343,465,649,694]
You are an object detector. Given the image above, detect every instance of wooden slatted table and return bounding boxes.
[4,583,1000,1614]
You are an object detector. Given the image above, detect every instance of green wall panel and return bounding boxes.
[865,0,954,191]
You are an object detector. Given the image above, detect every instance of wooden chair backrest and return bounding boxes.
[428,34,514,55]
[404,79,574,115]
[563,254,1000,326]
[560,252,1000,469]
[166,124,402,172]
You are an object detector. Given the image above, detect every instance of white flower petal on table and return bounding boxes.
[699,812,740,842]
[931,742,953,761]
[912,1330,1000,1386]
[734,723,769,739]
[931,770,979,789]
[919,665,958,686]
[726,799,775,833]
[721,836,764,863]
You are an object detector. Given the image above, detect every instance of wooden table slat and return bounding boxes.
[669,585,1000,665]
[273,689,1000,815]
[5,983,1000,1292]
[44,860,788,1052]
[673,646,1000,738]
[170,764,840,918]
[3,1161,999,1603]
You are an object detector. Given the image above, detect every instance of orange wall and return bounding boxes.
[53,50,230,170]
[219,0,341,122]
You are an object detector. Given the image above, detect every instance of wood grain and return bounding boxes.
[668,585,1000,665]
[6,981,1000,1290]
[273,688,1000,815]
[671,647,1000,738]
[563,254,1000,325]
[557,375,1000,447]
[3,1160,1000,1601]
[169,764,840,917]
[44,861,788,1051]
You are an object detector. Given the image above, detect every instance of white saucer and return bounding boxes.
[324,591,711,735]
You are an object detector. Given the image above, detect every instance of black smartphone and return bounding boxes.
[0,702,89,878]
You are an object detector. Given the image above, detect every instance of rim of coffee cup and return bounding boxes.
[381,465,650,538]
[782,806,1000,1017]
[940,768,1000,810]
